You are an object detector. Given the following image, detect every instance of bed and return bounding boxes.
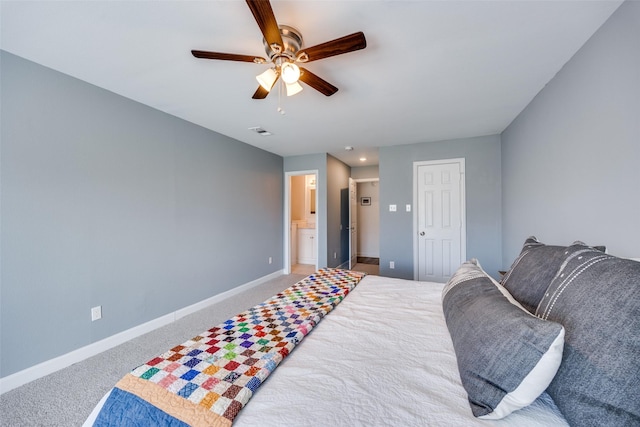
[231,273,568,427]
[85,240,639,426]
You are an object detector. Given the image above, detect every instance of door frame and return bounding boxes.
[284,170,319,274]
[412,158,466,281]
[348,177,357,269]
[349,178,379,269]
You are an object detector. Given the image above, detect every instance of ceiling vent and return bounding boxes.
[248,126,273,136]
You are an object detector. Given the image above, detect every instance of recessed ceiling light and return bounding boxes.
[248,126,272,136]
[345,146,354,151]
[359,157,367,162]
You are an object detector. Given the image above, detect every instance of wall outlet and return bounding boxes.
[91,305,102,322]
[268,256,272,264]
[389,261,395,269]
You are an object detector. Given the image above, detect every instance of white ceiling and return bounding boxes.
[0,1,622,167]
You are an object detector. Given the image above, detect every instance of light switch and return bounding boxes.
[389,204,397,212]
[406,204,411,212]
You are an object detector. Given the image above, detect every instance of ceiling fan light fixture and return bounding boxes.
[192,2,366,99]
[281,62,301,84]
[285,81,303,97]
[256,68,278,92]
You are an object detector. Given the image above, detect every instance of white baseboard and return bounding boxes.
[0,269,284,395]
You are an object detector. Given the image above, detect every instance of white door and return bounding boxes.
[349,178,358,269]
[414,159,465,282]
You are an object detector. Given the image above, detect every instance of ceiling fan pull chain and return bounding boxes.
[278,79,286,115]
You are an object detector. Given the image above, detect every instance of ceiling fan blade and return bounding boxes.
[246,0,283,49]
[252,72,280,99]
[300,32,366,63]
[299,67,338,96]
[192,50,265,63]
[252,85,270,99]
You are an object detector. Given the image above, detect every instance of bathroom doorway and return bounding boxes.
[284,171,318,275]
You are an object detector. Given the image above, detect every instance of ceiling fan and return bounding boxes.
[191,0,367,99]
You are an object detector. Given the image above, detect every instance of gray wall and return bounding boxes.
[1,52,284,377]
[351,165,379,180]
[501,0,640,265]
[284,153,328,268]
[379,135,502,279]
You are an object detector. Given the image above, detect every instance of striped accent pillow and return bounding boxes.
[443,259,565,419]
[537,250,640,426]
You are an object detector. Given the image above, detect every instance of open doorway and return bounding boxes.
[284,171,318,275]
[352,178,380,275]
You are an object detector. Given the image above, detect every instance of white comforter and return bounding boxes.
[234,274,568,427]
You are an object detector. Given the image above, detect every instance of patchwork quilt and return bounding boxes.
[92,268,365,427]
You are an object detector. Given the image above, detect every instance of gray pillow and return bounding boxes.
[502,237,594,313]
[442,260,565,419]
[536,250,640,426]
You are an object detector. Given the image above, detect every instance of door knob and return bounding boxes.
[420,231,425,236]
